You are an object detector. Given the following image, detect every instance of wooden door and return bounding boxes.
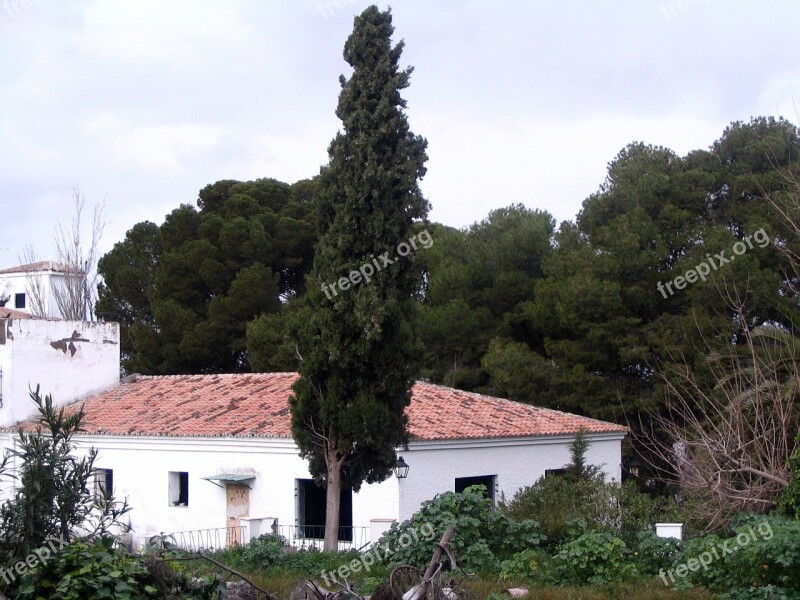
[226,484,250,546]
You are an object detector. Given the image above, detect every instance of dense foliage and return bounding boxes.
[675,515,800,598]
[0,388,130,596]
[377,485,545,573]
[289,5,430,549]
[500,474,679,544]
[98,118,800,429]
[97,177,316,374]
[15,537,226,600]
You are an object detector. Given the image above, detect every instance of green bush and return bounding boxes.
[14,537,157,600]
[0,388,131,597]
[240,532,289,567]
[551,531,638,585]
[500,473,679,546]
[377,485,545,573]
[499,548,554,582]
[632,530,684,578]
[14,537,229,600]
[672,515,800,596]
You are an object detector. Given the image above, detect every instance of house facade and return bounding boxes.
[0,372,626,550]
[0,261,75,319]
[0,316,120,427]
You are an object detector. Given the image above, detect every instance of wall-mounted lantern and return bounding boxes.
[394,456,410,479]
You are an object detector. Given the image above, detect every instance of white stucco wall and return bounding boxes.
[0,319,120,426]
[14,434,399,547]
[0,429,623,548]
[397,433,624,521]
[0,271,67,318]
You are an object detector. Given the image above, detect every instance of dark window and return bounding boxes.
[14,293,25,309]
[95,468,113,498]
[169,471,189,506]
[296,479,352,541]
[545,468,567,478]
[455,475,496,502]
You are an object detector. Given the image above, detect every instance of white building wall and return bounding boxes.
[397,433,625,521]
[21,435,398,546]
[0,319,120,426]
[0,430,622,547]
[0,270,67,319]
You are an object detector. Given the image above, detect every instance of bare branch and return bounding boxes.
[51,187,107,320]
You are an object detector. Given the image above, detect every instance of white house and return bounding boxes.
[0,316,120,427]
[0,371,626,550]
[0,261,76,319]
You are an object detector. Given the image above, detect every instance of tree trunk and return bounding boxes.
[324,447,342,552]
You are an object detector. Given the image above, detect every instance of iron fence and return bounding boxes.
[277,524,370,551]
[165,525,246,551]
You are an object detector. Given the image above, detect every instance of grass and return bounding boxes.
[174,556,720,600]
[464,579,718,600]
[169,545,720,599]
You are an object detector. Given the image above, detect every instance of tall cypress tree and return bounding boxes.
[289,5,429,550]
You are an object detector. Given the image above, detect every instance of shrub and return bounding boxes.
[240,532,288,567]
[500,473,679,546]
[377,485,544,573]
[0,388,130,597]
[14,537,157,600]
[499,548,554,582]
[551,531,638,585]
[673,515,800,596]
[14,537,227,600]
[632,530,684,578]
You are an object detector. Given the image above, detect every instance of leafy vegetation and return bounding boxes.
[97,177,316,374]
[675,515,800,597]
[289,5,430,550]
[0,388,130,596]
[500,430,679,544]
[14,537,158,600]
[376,485,544,574]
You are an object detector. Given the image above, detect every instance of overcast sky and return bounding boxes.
[1,0,798,267]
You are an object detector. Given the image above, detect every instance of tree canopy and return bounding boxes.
[97,177,316,374]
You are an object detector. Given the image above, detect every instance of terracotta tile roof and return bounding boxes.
[8,373,627,441]
[408,381,626,440]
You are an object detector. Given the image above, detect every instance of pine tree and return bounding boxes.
[289,5,429,551]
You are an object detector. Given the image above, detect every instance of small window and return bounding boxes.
[545,468,567,478]
[94,468,113,498]
[169,471,189,507]
[455,475,496,502]
[15,293,25,309]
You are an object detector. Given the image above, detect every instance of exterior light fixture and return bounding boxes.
[394,456,410,479]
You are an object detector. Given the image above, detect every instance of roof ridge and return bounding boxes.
[130,372,299,380]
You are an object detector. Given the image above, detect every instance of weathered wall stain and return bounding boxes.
[50,330,90,357]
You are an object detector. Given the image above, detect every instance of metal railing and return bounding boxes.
[153,523,369,552]
[166,525,246,551]
[277,524,370,551]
